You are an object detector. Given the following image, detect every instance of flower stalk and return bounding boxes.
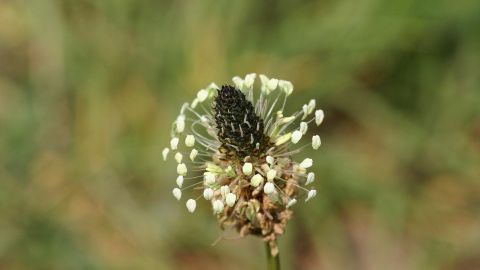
[266,241,281,270]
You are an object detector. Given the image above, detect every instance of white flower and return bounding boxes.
[312,135,321,150]
[226,193,237,207]
[204,172,216,185]
[176,115,185,133]
[242,162,253,176]
[278,80,293,96]
[170,137,179,150]
[291,130,302,144]
[186,199,196,213]
[306,172,315,185]
[300,122,308,135]
[175,152,183,163]
[162,148,170,161]
[305,190,317,202]
[212,200,224,214]
[190,149,198,161]
[197,89,209,102]
[185,135,195,147]
[176,175,184,188]
[203,188,214,200]
[315,110,324,126]
[165,74,326,222]
[172,188,181,200]
[267,169,277,181]
[286,198,297,208]
[177,163,187,176]
[263,182,275,194]
[251,174,264,187]
[300,158,313,169]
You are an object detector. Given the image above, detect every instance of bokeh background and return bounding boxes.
[1,0,479,269]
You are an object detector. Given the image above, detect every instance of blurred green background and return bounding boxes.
[1,0,479,269]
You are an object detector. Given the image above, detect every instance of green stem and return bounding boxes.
[265,242,281,270]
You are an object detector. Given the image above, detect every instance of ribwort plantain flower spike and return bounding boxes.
[163,73,325,256]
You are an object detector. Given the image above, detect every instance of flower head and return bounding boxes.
[163,73,324,255]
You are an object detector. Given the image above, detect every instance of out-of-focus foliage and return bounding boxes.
[1,0,479,269]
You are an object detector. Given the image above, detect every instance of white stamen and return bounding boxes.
[251,174,264,187]
[267,78,279,91]
[306,172,315,185]
[275,133,292,146]
[170,137,179,150]
[266,156,275,165]
[177,163,187,176]
[206,82,219,92]
[312,135,321,150]
[315,110,324,126]
[300,122,308,135]
[308,99,316,114]
[176,115,185,133]
[278,80,293,96]
[232,76,244,89]
[263,182,275,194]
[191,98,199,108]
[225,166,235,177]
[220,185,230,197]
[213,200,224,214]
[203,188,214,200]
[175,152,183,163]
[197,89,209,102]
[185,135,195,147]
[186,199,196,213]
[225,193,237,207]
[172,188,181,200]
[279,116,295,124]
[302,104,308,120]
[286,198,297,208]
[300,158,313,169]
[305,190,317,202]
[244,73,256,89]
[162,148,170,161]
[267,169,277,181]
[204,172,216,185]
[243,163,253,176]
[260,74,270,94]
[291,130,302,144]
[180,103,189,115]
[176,175,184,188]
[276,110,284,119]
[190,149,198,161]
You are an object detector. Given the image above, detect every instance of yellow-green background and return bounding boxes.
[1,1,479,269]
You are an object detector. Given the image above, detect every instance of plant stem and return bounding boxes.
[265,242,281,270]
